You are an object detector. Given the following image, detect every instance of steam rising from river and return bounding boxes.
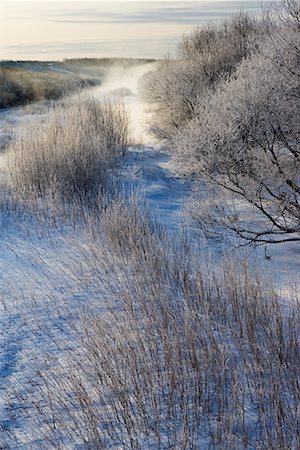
[0,62,156,172]
[92,63,156,144]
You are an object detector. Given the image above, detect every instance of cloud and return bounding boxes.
[4,1,273,60]
[46,1,264,25]
[4,37,180,59]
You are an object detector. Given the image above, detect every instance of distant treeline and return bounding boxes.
[63,57,156,65]
[61,58,157,78]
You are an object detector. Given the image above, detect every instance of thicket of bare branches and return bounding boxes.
[141,12,264,141]
[175,31,300,244]
[143,1,300,244]
[4,198,299,449]
[8,93,128,201]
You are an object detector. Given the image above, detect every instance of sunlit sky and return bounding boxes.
[1,1,267,61]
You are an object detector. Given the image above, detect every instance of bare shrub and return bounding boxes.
[0,68,34,108]
[179,12,260,76]
[172,6,300,244]
[142,1,300,245]
[141,12,265,142]
[8,94,129,201]
[9,198,299,449]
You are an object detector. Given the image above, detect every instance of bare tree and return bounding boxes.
[143,1,300,245]
[141,13,264,143]
[173,4,300,245]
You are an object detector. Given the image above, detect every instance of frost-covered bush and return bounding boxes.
[141,12,264,142]
[173,7,300,244]
[8,94,128,200]
[143,1,300,244]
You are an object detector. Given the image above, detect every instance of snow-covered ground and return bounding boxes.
[0,104,193,446]
[0,69,299,446]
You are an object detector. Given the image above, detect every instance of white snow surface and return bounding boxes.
[0,119,193,446]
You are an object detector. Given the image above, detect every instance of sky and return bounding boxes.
[1,1,266,61]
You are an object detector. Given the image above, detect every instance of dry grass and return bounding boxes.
[8,94,129,201]
[8,197,299,449]
[0,65,97,108]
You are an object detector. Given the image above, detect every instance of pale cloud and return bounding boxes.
[2,1,266,61]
